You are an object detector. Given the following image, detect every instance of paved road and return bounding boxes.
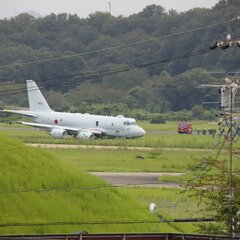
[90,172,183,188]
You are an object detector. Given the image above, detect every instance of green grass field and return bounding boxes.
[1,127,230,150]
[0,122,223,148]
[45,147,227,173]
[0,121,229,234]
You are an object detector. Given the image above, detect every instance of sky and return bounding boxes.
[0,0,220,19]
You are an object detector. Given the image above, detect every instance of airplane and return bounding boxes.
[1,80,145,139]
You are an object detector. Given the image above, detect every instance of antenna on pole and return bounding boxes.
[109,1,112,15]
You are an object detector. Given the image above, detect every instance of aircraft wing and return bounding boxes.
[17,121,103,136]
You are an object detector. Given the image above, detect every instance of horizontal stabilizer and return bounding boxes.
[0,110,37,118]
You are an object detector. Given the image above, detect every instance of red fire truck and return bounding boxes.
[177,121,192,134]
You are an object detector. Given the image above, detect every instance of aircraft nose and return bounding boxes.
[141,127,146,136]
[138,127,145,137]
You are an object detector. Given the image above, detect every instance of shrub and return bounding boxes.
[150,115,166,124]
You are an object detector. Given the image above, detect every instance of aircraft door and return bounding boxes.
[123,121,132,137]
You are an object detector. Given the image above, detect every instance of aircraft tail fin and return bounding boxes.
[26,80,52,112]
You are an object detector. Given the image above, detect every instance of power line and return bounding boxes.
[0,182,181,195]
[0,18,235,70]
[0,47,211,98]
[0,218,215,228]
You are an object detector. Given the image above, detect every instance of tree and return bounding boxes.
[185,155,240,235]
[192,105,205,119]
[88,12,112,31]
[138,5,166,17]
[0,1,239,114]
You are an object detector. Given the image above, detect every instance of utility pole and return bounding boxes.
[220,80,239,239]
[229,82,234,239]
[208,35,240,236]
[219,80,238,239]
[198,76,239,238]
[198,17,240,237]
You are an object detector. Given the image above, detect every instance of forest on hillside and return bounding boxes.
[0,0,239,119]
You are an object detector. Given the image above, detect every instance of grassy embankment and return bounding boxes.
[1,134,183,234]
[0,136,163,234]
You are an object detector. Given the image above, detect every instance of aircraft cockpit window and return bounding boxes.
[123,121,130,125]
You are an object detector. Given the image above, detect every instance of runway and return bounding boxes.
[90,172,182,188]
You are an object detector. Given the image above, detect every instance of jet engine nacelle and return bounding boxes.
[49,128,67,138]
[76,131,95,139]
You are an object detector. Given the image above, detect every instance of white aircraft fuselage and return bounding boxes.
[34,111,145,138]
